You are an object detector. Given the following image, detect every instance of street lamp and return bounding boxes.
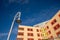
[7,12,21,40]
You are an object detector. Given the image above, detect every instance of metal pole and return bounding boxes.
[7,12,21,40]
[7,15,16,40]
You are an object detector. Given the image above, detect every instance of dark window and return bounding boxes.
[54,24,60,30]
[48,31,51,34]
[37,29,39,32]
[50,36,53,38]
[27,28,33,31]
[19,27,24,30]
[38,38,41,40]
[37,33,40,37]
[17,38,23,40]
[56,31,60,37]
[58,14,60,17]
[47,26,49,29]
[28,38,34,40]
[48,36,54,40]
[28,33,33,36]
[18,32,24,36]
[51,19,57,25]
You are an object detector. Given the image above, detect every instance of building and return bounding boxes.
[44,10,60,40]
[16,10,60,40]
[33,10,60,40]
[16,25,43,40]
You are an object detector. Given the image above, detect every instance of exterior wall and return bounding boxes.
[16,25,42,40]
[44,10,60,40]
[33,10,60,40]
[16,10,60,40]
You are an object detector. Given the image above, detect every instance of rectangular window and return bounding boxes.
[27,28,33,31]
[49,36,54,40]
[41,34,44,37]
[37,33,40,37]
[47,26,49,29]
[28,38,34,40]
[18,27,24,30]
[50,36,53,38]
[56,31,60,37]
[48,30,51,34]
[51,19,57,25]
[18,32,24,36]
[37,29,39,32]
[58,14,60,17]
[53,24,60,30]
[38,38,41,40]
[17,38,23,40]
[28,33,33,36]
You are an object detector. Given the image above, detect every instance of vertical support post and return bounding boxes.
[7,12,21,40]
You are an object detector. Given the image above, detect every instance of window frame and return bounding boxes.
[51,19,57,25]
[53,24,60,30]
[17,38,23,40]
[28,38,34,40]
[18,27,24,30]
[18,32,24,36]
[28,33,33,36]
[27,28,33,31]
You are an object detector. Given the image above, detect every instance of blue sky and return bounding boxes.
[0,0,60,40]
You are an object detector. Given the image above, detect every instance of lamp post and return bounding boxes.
[7,12,21,40]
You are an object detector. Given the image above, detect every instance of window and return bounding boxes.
[19,27,24,30]
[28,33,33,36]
[50,36,53,38]
[37,29,39,32]
[18,32,24,36]
[47,26,49,29]
[53,24,60,30]
[28,38,34,40]
[41,34,44,37]
[56,31,60,37]
[17,38,23,40]
[51,19,57,25]
[37,33,40,37]
[38,38,41,40]
[48,36,54,40]
[27,28,33,31]
[48,30,51,34]
[58,14,60,17]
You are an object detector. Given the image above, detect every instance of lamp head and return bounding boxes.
[16,12,22,24]
[16,19,22,24]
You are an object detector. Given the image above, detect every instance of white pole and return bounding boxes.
[7,15,16,40]
[7,12,21,40]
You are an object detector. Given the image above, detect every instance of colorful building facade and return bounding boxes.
[16,25,42,40]
[16,10,60,40]
[43,10,60,40]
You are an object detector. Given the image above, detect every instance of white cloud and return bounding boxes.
[9,0,29,4]
[0,27,18,38]
[0,33,8,37]
[22,18,36,25]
